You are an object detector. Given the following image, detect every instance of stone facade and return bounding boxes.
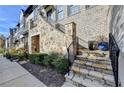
[5,5,124,86]
[28,12,75,54]
[0,37,5,48]
[6,5,111,54]
[57,6,110,48]
[28,5,111,54]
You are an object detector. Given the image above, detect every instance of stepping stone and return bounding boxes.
[71,66,80,73]
[89,71,103,79]
[106,65,112,70]
[19,61,28,64]
[80,68,89,75]
[92,63,107,69]
[82,78,104,87]
[103,74,114,82]
[86,62,92,66]
[72,74,83,84]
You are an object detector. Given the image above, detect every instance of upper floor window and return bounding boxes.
[56,5,64,20]
[85,5,90,9]
[85,5,95,9]
[68,5,80,16]
[47,9,53,22]
[32,8,38,21]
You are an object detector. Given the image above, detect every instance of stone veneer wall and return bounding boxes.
[0,38,5,48]
[57,6,110,48]
[28,13,74,55]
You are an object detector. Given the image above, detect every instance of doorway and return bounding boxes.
[31,35,40,53]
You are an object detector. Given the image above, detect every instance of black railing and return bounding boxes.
[109,33,120,87]
[67,36,87,75]
[67,37,78,75]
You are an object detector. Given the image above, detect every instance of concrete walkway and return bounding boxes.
[0,57,46,87]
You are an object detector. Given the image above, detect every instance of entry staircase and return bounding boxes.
[38,10,118,87]
[63,48,115,87]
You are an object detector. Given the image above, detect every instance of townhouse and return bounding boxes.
[28,5,110,54]
[0,34,5,48]
[6,5,124,87]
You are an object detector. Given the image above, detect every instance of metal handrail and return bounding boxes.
[67,41,75,75]
[67,36,88,75]
[109,33,120,87]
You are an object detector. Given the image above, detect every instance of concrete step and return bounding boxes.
[70,66,115,84]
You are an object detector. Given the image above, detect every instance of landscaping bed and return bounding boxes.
[4,52,67,87]
[20,61,65,87]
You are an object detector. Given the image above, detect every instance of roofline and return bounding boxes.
[24,5,38,17]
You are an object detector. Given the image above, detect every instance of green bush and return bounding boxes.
[29,53,68,74]
[5,52,11,59]
[51,55,68,74]
[17,54,24,61]
[29,53,48,64]
[34,56,41,64]
[4,52,25,61]
[42,54,57,66]
[10,53,24,61]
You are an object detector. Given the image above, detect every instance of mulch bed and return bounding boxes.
[19,61,65,87]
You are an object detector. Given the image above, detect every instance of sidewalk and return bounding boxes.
[0,57,46,87]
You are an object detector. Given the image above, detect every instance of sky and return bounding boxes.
[0,5,28,37]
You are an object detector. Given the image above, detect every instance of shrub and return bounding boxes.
[17,54,24,61]
[5,52,11,59]
[4,52,25,61]
[29,53,48,64]
[51,55,68,74]
[42,54,57,66]
[29,53,68,74]
[10,53,24,61]
[34,56,41,64]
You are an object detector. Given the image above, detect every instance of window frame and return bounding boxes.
[68,5,80,16]
[56,5,64,20]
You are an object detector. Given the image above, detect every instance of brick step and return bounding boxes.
[76,55,111,65]
[70,66,114,84]
[65,72,115,87]
[74,60,112,73]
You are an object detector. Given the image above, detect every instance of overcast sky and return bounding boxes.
[0,5,28,37]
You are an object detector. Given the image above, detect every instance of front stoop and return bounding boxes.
[63,50,115,87]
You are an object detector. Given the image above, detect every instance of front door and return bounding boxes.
[31,35,40,53]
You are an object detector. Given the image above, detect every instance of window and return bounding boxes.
[32,8,38,21]
[68,5,80,16]
[56,5,64,20]
[85,5,90,9]
[85,5,95,9]
[47,9,52,22]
